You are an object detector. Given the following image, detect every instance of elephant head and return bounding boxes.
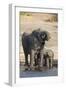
[32,28,50,49]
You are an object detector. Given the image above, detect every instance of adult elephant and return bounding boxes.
[22,28,50,70]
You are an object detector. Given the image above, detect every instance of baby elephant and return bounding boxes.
[44,49,54,68]
[34,49,54,69]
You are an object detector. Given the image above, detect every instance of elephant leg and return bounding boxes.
[30,49,35,70]
[34,54,38,66]
[47,58,49,68]
[35,58,38,66]
[50,58,53,68]
[24,54,28,66]
[39,50,43,70]
[44,58,46,66]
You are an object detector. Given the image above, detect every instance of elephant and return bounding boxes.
[22,28,50,70]
[44,49,54,68]
[34,49,54,69]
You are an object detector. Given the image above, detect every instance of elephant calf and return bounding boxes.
[34,49,54,69]
[44,49,54,68]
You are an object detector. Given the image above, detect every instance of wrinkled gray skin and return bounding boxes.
[22,28,50,70]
